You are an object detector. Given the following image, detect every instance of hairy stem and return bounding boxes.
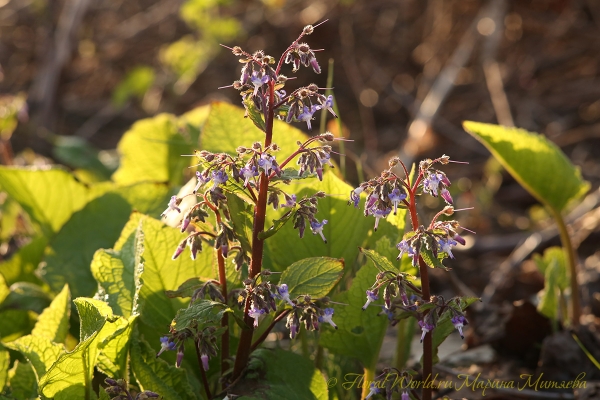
[232,81,276,380]
[551,207,581,327]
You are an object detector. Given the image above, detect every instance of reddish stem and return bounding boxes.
[216,248,229,386]
[232,80,276,380]
[251,309,291,351]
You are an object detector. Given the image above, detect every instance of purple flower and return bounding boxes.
[365,382,381,399]
[172,240,187,260]
[251,71,269,96]
[157,336,176,357]
[298,105,320,130]
[310,57,321,74]
[369,207,391,232]
[176,344,184,367]
[365,193,378,211]
[423,172,442,197]
[453,234,466,246]
[438,238,458,259]
[382,305,394,321]
[318,308,337,329]
[320,95,337,118]
[258,153,276,175]
[276,284,295,307]
[281,194,296,208]
[419,320,435,343]
[211,170,228,191]
[161,196,181,218]
[201,353,209,371]
[194,171,210,193]
[350,187,363,208]
[310,219,328,243]
[451,315,468,339]
[248,304,265,328]
[440,188,453,204]
[362,290,379,310]
[316,153,333,181]
[401,391,410,400]
[240,165,258,186]
[396,240,415,260]
[388,188,407,215]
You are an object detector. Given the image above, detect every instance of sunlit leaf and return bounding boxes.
[31,284,71,343]
[4,335,64,380]
[279,257,344,298]
[170,299,231,331]
[463,121,589,212]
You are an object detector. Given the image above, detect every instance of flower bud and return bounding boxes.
[232,46,243,56]
[303,24,314,35]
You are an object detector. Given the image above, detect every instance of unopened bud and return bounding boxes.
[232,46,243,56]
[303,25,314,35]
[442,205,455,215]
[307,83,318,92]
[322,132,334,141]
[236,146,247,153]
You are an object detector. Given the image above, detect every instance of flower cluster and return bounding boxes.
[291,191,328,241]
[364,369,414,400]
[285,295,337,339]
[156,325,221,371]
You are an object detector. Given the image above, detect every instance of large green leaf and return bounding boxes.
[264,170,406,272]
[4,335,64,380]
[137,217,215,330]
[39,298,118,400]
[319,261,388,369]
[40,193,133,298]
[91,221,144,318]
[112,113,194,186]
[0,282,50,314]
[31,284,71,343]
[463,121,589,212]
[228,348,328,400]
[533,246,569,291]
[130,336,198,400]
[0,309,37,342]
[0,167,91,236]
[200,102,309,160]
[0,345,8,392]
[279,257,344,298]
[0,274,8,306]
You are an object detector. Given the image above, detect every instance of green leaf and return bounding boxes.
[419,246,448,270]
[112,66,155,107]
[200,102,309,161]
[97,316,137,378]
[0,274,8,306]
[91,222,144,318]
[360,247,397,273]
[52,135,114,180]
[0,166,91,236]
[31,284,71,343]
[533,246,568,291]
[264,171,406,272]
[259,209,293,240]
[463,121,590,212]
[229,348,328,400]
[0,345,9,392]
[40,193,133,298]
[0,236,46,286]
[537,258,560,320]
[319,261,387,369]
[225,192,253,255]
[4,335,64,379]
[137,217,215,330]
[0,309,37,342]
[39,298,117,400]
[7,360,37,400]
[171,299,231,331]
[130,336,198,400]
[243,95,266,132]
[112,113,193,186]
[429,296,480,364]
[279,257,344,298]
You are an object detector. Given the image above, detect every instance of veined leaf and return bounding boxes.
[0,345,9,392]
[360,248,397,273]
[91,221,144,318]
[0,236,47,285]
[112,113,194,186]
[39,298,119,400]
[243,96,266,132]
[0,309,37,342]
[31,284,71,343]
[170,300,231,332]
[463,121,589,212]
[228,348,328,400]
[97,316,137,378]
[279,257,344,298]
[4,335,64,380]
[7,360,37,400]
